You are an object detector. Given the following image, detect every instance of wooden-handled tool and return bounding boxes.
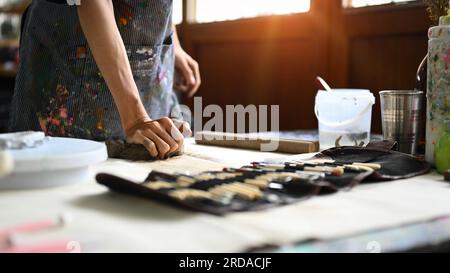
[195,131,319,154]
[0,151,13,178]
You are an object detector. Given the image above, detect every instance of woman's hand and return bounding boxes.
[172,25,201,97]
[174,47,201,97]
[125,117,192,159]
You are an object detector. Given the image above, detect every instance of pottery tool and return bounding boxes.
[224,167,325,182]
[252,162,345,176]
[0,214,70,248]
[0,151,13,178]
[169,189,213,201]
[210,182,263,201]
[244,171,320,194]
[1,239,78,253]
[176,175,197,186]
[0,214,90,253]
[144,181,175,190]
[195,131,319,154]
[244,178,270,189]
[290,159,381,171]
[291,162,368,173]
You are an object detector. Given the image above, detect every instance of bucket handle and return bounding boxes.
[314,101,373,128]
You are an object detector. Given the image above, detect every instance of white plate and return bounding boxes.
[0,137,108,190]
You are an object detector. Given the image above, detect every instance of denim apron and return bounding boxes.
[9,0,180,140]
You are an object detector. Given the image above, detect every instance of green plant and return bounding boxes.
[424,0,450,24]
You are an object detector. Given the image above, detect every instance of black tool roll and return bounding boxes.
[315,140,431,181]
[96,141,431,215]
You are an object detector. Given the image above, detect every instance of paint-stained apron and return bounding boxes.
[9,0,180,140]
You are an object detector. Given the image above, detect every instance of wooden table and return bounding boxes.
[0,139,449,252]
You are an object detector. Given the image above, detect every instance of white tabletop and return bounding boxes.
[0,139,449,252]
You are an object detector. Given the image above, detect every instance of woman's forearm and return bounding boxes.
[77,1,149,131]
[172,24,182,48]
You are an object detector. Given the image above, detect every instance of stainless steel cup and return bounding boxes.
[380,90,424,155]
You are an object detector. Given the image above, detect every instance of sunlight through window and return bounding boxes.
[195,0,311,23]
[343,0,416,8]
[173,0,183,25]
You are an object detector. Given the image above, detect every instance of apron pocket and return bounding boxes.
[126,45,159,79]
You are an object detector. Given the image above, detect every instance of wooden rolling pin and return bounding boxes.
[195,131,319,154]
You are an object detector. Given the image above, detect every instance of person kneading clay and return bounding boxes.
[9,0,201,159]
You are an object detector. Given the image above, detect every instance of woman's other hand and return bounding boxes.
[174,47,201,97]
[172,25,201,97]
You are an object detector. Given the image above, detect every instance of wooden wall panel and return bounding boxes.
[195,39,319,130]
[332,2,430,133]
[348,34,428,133]
[179,0,431,133]
[180,0,331,131]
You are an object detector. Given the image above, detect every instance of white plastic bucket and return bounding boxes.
[315,89,375,150]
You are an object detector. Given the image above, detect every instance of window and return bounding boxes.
[173,0,183,25]
[194,0,311,23]
[343,0,417,8]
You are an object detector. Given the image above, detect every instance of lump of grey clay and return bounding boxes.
[105,140,157,161]
[105,140,182,161]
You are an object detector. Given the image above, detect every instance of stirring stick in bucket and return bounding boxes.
[316,76,332,92]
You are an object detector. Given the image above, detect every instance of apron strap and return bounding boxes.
[19,5,31,46]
